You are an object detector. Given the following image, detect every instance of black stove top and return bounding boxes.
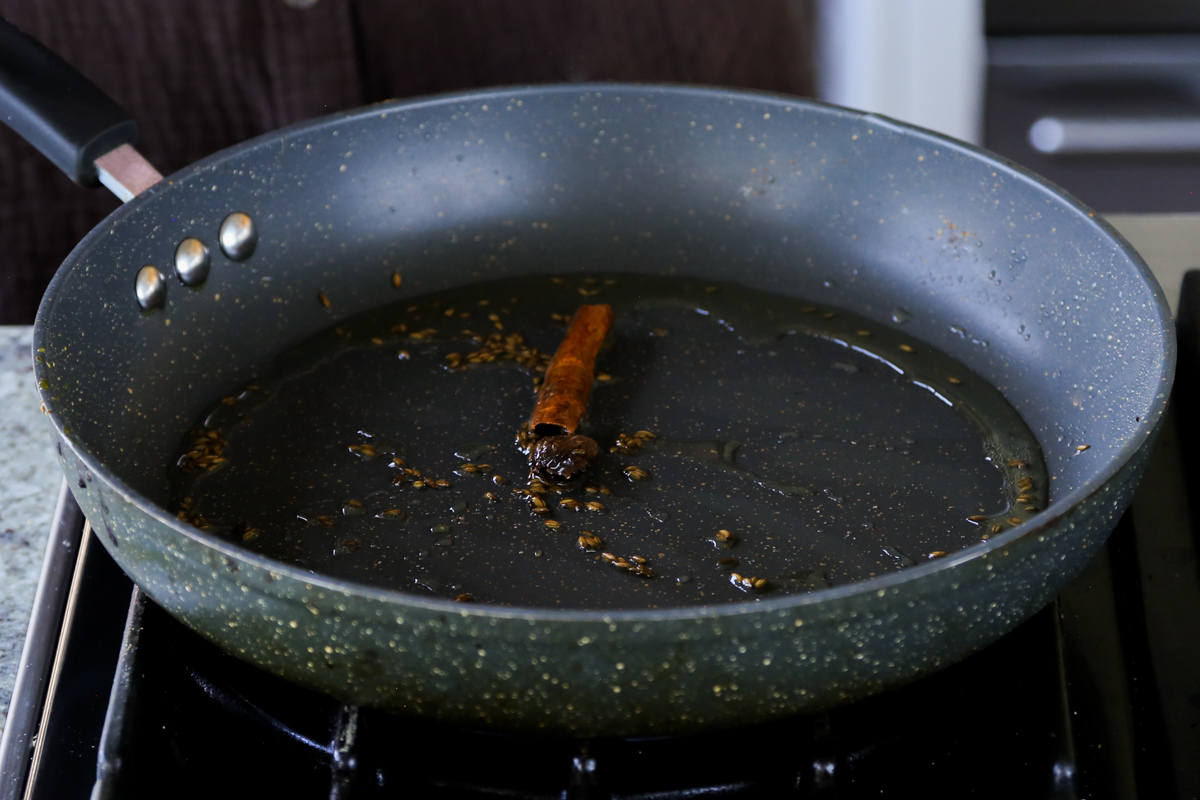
[5,276,1200,800]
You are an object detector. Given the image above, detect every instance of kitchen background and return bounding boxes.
[2,1,1199,796]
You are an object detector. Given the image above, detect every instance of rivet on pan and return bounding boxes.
[135,266,167,310]
[219,212,257,261]
[174,238,211,286]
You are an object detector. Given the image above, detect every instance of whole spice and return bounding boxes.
[528,304,614,482]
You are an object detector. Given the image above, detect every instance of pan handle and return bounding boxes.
[0,15,140,189]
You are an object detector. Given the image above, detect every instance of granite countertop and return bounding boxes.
[0,327,62,738]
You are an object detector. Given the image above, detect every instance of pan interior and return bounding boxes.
[168,273,1046,610]
[34,85,1172,609]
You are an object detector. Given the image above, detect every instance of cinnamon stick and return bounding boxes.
[530,304,614,436]
[527,304,614,482]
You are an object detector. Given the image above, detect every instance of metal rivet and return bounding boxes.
[219,212,257,261]
[174,238,211,286]
[135,266,167,310]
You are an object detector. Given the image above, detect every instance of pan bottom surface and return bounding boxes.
[169,274,1047,610]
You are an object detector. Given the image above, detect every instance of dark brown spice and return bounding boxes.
[527,305,614,482]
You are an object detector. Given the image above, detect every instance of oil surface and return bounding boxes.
[171,274,1048,609]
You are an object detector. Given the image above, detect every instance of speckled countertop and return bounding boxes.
[0,327,63,738]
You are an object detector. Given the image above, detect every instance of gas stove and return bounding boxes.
[2,259,1199,800]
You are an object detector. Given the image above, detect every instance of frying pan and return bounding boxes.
[3,18,1174,735]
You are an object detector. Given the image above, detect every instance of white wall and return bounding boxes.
[815,0,986,144]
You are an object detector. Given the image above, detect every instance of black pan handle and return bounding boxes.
[0,15,139,188]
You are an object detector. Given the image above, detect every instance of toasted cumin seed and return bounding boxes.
[578,534,604,551]
[623,465,651,481]
[899,344,915,353]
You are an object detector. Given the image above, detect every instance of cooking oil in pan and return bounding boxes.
[170,274,1047,610]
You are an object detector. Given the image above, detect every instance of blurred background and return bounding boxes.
[2,0,1198,323]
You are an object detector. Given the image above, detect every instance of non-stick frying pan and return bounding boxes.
[2,18,1174,735]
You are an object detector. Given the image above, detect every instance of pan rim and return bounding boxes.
[34,82,1176,623]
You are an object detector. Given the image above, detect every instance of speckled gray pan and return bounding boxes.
[33,85,1173,735]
